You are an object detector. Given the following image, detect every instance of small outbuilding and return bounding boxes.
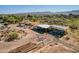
[33,24,68,37]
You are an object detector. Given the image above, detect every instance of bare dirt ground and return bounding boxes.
[34,43,76,53]
[0,24,38,52]
[0,24,79,53]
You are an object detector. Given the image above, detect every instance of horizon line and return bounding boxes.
[0,9,79,14]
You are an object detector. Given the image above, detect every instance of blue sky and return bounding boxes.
[0,5,79,14]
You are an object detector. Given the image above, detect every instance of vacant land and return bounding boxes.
[0,14,79,53]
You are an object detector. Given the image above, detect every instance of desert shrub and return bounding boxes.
[65,36,70,40]
[3,15,23,24]
[69,24,78,33]
[69,24,78,30]
[5,31,18,42]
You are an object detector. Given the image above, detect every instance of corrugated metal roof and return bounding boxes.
[51,25,68,30]
[36,24,68,30]
[37,24,50,29]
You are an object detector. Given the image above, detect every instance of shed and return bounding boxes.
[34,24,68,37]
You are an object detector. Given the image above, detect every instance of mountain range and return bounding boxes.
[21,10,79,15]
[0,10,79,15]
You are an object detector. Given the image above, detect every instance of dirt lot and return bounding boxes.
[0,24,78,53]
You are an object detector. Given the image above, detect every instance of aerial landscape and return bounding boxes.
[0,5,79,53]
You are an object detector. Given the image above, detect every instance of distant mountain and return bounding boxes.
[17,10,79,15]
[26,11,54,15]
[56,10,79,15]
[0,10,79,15]
[0,11,54,16]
